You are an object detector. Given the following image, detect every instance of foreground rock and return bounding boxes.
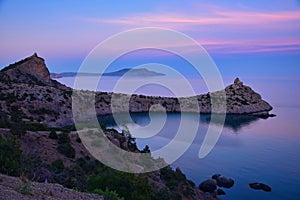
[212,174,234,188]
[0,173,103,200]
[249,182,272,192]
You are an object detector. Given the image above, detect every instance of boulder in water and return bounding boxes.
[249,182,272,192]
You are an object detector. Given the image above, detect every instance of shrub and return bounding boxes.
[0,135,21,176]
[25,123,48,131]
[92,188,124,200]
[75,136,81,143]
[150,188,171,200]
[87,166,151,200]
[57,143,76,158]
[141,145,150,153]
[14,179,32,195]
[48,130,58,139]
[58,133,70,144]
[51,159,65,173]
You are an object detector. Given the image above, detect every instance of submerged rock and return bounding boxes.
[212,174,234,188]
[249,182,272,192]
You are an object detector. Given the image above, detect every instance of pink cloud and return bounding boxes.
[82,9,300,28]
[81,6,300,54]
[198,38,300,54]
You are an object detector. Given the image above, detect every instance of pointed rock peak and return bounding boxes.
[29,52,44,61]
[234,77,243,85]
[33,52,38,57]
[0,53,51,85]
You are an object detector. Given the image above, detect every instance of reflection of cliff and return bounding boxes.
[99,113,261,133]
[200,114,261,132]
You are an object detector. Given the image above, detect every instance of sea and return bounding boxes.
[55,76,300,200]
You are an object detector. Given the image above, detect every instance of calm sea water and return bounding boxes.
[56,76,300,200]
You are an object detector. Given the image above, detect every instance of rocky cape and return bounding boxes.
[0,53,273,127]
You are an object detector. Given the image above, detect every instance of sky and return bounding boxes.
[0,0,300,79]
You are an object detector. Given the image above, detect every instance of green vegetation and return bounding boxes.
[150,188,171,200]
[48,130,58,139]
[0,116,197,200]
[50,159,65,173]
[92,188,124,200]
[75,136,81,143]
[57,143,75,158]
[56,132,76,158]
[58,133,70,144]
[0,135,21,176]
[0,111,9,128]
[14,179,32,195]
[87,166,151,200]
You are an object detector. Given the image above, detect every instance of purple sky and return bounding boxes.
[0,0,299,78]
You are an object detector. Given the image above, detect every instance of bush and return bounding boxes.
[75,136,81,143]
[141,145,150,153]
[92,188,124,200]
[87,166,151,200]
[0,135,21,176]
[14,179,32,195]
[51,159,65,173]
[48,130,58,139]
[57,143,76,158]
[150,188,171,200]
[58,133,70,144]
[25,123,48,131]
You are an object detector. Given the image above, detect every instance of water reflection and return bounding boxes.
[97,112,262,133]
[200,114,262,132]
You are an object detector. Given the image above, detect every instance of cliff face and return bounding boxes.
[0,54,273,128]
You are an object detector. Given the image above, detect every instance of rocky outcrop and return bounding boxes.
[0,53,66,90]
[224,78,272,116]
[0,53,52,85]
